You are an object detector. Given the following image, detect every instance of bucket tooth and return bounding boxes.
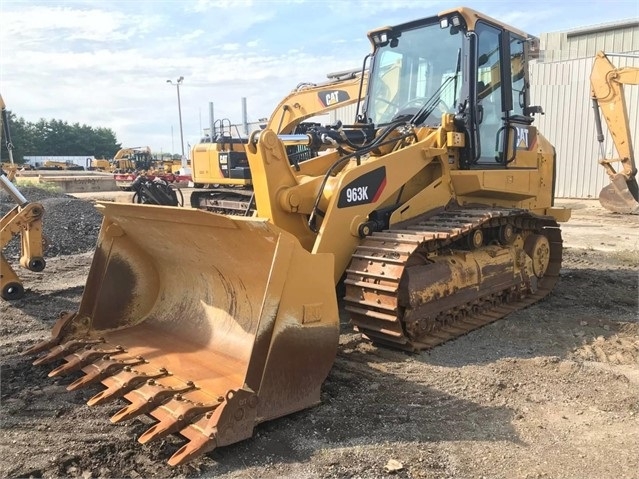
[168,427,217,467]
[168,388,258,466]
[32,338,105,366]
[138,395,219,444]
[48,345,126,378]
[110,378,196,423]
[24,337,63,358]
[22,311,78,356]
[66,356,146,391]
[87,367,169,407]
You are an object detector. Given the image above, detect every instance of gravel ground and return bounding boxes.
[1,186,638,479]
[0,186,102,258]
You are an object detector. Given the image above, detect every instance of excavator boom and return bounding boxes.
[190,70,367,213]
[266,68,367,134]
[590,51,639,213]
[0,93,47,300]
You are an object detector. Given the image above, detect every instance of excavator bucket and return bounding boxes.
[25,202,339,466]
[599,173,639,214]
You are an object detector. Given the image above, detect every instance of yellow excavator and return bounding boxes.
[111,146,154,172]
[1,93,46,300]
[111,146,157,189]
[27,7,570,466]
[590,50,639,214]
[190,69,367,214]
[37,159,85,170]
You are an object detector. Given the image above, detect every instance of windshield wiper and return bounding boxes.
[411,47,462,125]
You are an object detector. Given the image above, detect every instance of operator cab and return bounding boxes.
[361,7,542,169]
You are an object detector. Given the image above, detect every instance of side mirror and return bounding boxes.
[524,105,544,116]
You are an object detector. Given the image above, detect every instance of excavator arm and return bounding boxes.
[266,69,368,134]
[1,94,18,181]
[189,70,368,211]
[113,146,152,160]
[590,51,639,213]
[0,93,47,300]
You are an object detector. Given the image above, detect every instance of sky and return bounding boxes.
[1,0,638,156]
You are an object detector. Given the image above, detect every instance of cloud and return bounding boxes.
[2,0,636,154]
[0,5,155,46]
[188,0,254,13]
[326,0,446,18]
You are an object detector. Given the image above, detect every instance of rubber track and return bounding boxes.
[344,207,563,352]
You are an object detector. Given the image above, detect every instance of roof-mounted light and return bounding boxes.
[440,15,461,29]
[371,31,389,46]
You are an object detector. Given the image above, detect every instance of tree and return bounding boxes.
[0,111,122,162]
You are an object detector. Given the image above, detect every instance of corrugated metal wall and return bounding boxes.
[530,53,639,198]
[541,20,638,62]
[532,18,638,198]
[329,103,361,125]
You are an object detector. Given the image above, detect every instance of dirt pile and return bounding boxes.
[0,185,102,258]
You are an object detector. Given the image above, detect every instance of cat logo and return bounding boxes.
[325,91,340,106]
[318,89,350,108]
[516,127,529,149]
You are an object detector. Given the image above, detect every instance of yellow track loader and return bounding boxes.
[590,50,639,214]
[190,69,367,214]
[27,7,570,466]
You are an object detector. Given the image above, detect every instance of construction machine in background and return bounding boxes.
[88,158,113,172]
[111,146,157,189]
[37,160,85,171]
[0,94,46,300]
[0,93,18,181]
[90,147,154,174]
[189,69,367,214]
[113,147,190,191]
[27,7,570,466]
[590,50,639,214]
[112,146,154,172]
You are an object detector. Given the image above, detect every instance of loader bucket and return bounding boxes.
[599,173,639,214]
[26,202,339,466]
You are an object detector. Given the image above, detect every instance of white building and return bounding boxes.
[23,156,94,169]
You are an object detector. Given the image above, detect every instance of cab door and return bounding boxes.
[473,22,529,166]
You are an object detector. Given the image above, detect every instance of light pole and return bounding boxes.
[166,76,185,167]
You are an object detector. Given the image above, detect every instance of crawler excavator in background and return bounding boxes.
[26,7,570,466]
[590,50,639,214]
[189,69,367,214]
[111,146,157,189]
[1,93,46,300]
[90,147,152,173]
